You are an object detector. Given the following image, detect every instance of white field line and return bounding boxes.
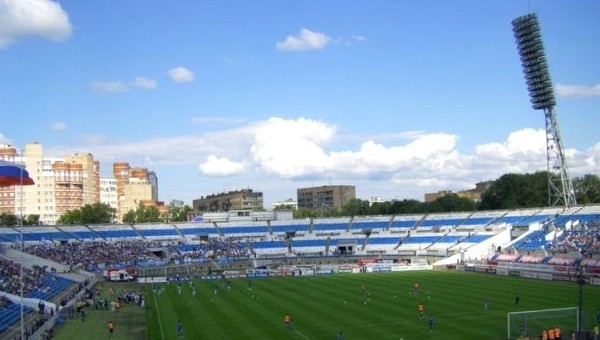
[153,290,166,340]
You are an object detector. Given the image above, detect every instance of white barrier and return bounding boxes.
[137,277,168,283]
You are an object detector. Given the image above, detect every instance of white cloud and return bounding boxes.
[90,81,129,93]
[41,119,600,205]
[329,133,459,177]
[51,121,66,131]
[199,155,245,176]
[476,128,546,160]
[250,117,335,177]
[276,28,331,52]
[167,66,195,83]
[133,77,157,90]
[0,0,71,48]
[556,83,600,98]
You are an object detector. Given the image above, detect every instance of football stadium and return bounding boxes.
[1,206,600,339]
[1,2,599,340]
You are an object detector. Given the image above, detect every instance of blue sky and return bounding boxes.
[1,0,599,207]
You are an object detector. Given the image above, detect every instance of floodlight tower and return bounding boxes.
[512,13,577,207]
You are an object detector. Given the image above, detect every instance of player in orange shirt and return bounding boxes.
[418,302,425,319]
[108,320,114,337]
[284,313,292,330]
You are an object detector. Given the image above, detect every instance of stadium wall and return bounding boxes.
[0,291,57,313]
[2,247,70,273]
[460,262,600,286]
[433,227,512,266]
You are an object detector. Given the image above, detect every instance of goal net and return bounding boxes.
[507,307,578,339]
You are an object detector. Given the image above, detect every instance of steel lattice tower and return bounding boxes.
[512,13,577,207]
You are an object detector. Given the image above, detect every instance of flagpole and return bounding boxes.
[19,150,24,340]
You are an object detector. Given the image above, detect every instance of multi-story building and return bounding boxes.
[148,171,158,202]
[99,177,118,212]
[0,143,97,224]
[113,163,164,221]
[424,180,494,203]
[193,189,263,213]
[51,160,83,215]
[20,143,65,224]
[65,153,100,205]
[297,185,356,213]
[0,143,159,225]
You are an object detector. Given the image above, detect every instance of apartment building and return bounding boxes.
[424,180,494,203]
[0,143,160,225]
[113,163,163,221]
[193,189,264,213]
[297,185,356,213]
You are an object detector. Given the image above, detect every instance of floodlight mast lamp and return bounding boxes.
[512,13,577,208]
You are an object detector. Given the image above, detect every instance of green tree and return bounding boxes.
[0,213,18,226]
[293,208,320,219]
[389,199,425,214]
[434,194,477,212]
[422,200,444,213]
[274,204,296,210]
[177,205,193,221]
[478,172,548,210]
[122,210,136,224]
[368,201,392,215]
[24,214,40,226]
[57,209,82,225]
[80,203,116,224]
[57,203,115,225]
[573,174,600,204]
[341,198,370,217]
[135,203,161,223]
[165,200,193,222]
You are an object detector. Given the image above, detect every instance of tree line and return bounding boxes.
[292,172,600,218]
[0,200,193,226]
[1,172,598,226]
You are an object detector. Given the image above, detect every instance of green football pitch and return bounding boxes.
[54,270,600,340]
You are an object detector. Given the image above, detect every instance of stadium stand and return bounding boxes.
[219,223,269,237]
[290,239,327,255]
[365,236,402,253]
[419,213,471,228]
[1,205,600,339]
[270,221,311,236]
[0,298,34,334]
[389,214,422,231]
[350,217,390,232]
[312,218,351,233]
[88,225,141,240]
[175,224,220,238]
[512,230,548,251]
[135,224,180,239]
[251,240,287,256]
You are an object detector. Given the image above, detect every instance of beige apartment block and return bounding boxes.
[113,163,159,222]
[121,182,153,217]
[297,185,356,213]
[0,143,159,224]
[65,153,100,205]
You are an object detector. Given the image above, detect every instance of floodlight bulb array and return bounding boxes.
[512,13,556,110]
